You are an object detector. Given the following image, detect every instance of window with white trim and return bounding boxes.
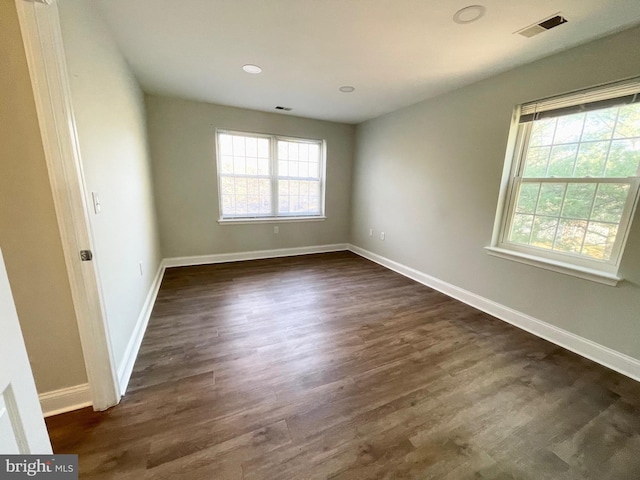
[490,78,640,283]
[216,130,325,220]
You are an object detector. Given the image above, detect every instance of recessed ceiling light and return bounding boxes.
[339,86,355,93]
[453,5,486,24]
[242,64,262,74]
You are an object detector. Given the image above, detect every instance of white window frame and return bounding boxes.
[488,78,640,286]
[215,129,327,223]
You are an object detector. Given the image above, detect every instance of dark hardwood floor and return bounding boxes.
[46,252,640,479]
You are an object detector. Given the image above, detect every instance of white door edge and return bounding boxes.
[15,0,120,410]
[0,246,52,453]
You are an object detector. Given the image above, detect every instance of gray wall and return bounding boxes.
[351,25,640,360]
[146,95,355,258]
[59,0,162,373]
[0,0,87,393]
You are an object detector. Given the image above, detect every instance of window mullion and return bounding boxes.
[543,118,559,177]
[575,181,602,256]
[271,137,278,217]
[571,114,588,177]
[599,107,620,177]
[522,177,635,184]
[527,178,542,245]
[551,184,570,250]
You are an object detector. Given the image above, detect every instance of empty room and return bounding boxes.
[1,0,640,478]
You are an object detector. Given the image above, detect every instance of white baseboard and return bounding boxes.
[42,244,638,418]
[163,243,349,268]
[117,245,348,394]
[348,244,640,383]
[117,263,166,395]
[39,384,91,417]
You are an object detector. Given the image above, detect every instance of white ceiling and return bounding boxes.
[94,0,640,124]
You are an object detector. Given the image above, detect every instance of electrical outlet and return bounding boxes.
[380,232,385,241]
[369,228,373,236]
[274,226,279,234]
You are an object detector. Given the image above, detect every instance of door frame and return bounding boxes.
[15,0,120,410]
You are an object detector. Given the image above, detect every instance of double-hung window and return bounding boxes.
[216,130,325,221]
[489,79,640,285]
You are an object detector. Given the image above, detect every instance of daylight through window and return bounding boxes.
[216,131,325,220]
[491,79,640,281]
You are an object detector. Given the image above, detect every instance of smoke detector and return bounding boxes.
[516,14,568,38]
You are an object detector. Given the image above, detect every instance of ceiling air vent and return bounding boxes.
[516,14,567,38]
[275,106,292,111]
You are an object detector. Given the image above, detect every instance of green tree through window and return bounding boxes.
[491,79,640,283]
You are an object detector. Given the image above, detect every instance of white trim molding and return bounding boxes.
[39,384,91,418]
[117,263,166,395]
[163,244,349,268]
[113,245,349,397]
[349,245,640,383]
[16,0,120,410]
[218,216,327,225]
[485,246,621,286]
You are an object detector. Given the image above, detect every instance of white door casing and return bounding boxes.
[0,247,52,454]
[15,0,120,410]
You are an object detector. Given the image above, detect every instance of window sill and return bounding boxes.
[485,246,621,286]
[218,216,326,225]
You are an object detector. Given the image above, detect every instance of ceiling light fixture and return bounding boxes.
[453,5,486,24]
[339,86,355,93]
[242,64,262,74]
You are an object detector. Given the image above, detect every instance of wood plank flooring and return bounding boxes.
[46,252,640,479]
